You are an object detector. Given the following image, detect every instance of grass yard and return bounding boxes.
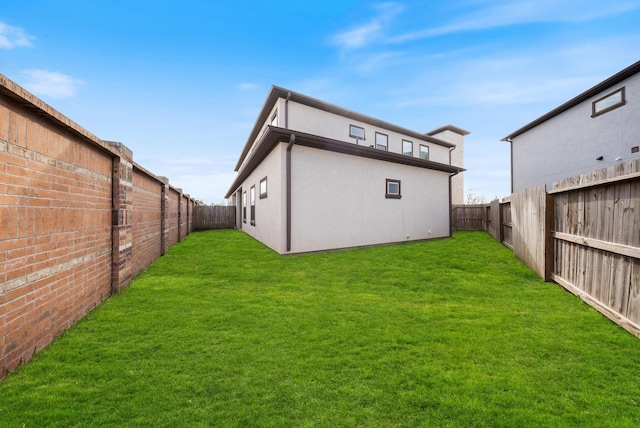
[1,231,640,427]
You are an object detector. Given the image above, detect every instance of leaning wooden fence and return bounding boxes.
[454,159,640,337]
[193,205,236,230]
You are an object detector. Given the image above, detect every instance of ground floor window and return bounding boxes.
[385,179,401,199]
[250,186,256,225]
[259,177,268,199]
[242,191,247,223]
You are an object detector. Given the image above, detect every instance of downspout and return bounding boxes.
[285,92,291,129]
[507,138,513,194]
[449,146,457,237]
[286,133,296,252]
[449,171,459,238]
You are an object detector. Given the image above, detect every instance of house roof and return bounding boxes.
[225,127,464,198]
[502,59,640,141]
[234,86,459,171]
[426,124,470,136]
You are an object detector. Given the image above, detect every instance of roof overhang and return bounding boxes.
[234,86,457,171]
[225,127,465,198]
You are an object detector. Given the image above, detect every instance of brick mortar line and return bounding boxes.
[1,248,112,294]
[0,139,112,184]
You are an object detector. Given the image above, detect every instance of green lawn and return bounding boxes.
[2,231,640,427]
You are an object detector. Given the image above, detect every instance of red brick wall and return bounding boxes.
[0,93,113,378]
[166,187,181,249]
[132,168,163,277]
[0,74,199,380]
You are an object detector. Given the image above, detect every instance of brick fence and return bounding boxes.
[0,73,200,380]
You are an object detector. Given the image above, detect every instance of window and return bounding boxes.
[419,144,429,160]
[375,132,388,151]
[250,186,256,225]
[592,88,625,117]
[349,124,365,143]
[385,179,401,199]
[242,191,247,223]
[271,110,278,126]
[259,177,268,199]
[403,140,413,156]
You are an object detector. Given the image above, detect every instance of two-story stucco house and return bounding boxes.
[225,86,467,254]
[503,60,640,193]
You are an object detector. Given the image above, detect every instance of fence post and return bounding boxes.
[158,177,169,255]
[544,192,554,282]
[109,143,134,293]
[498,200,504,244]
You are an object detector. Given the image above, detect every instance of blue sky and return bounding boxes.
[1,1,639,204]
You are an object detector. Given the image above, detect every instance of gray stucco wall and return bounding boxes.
[288,145,451,254]
[511,72,640,192]
[236,143,286,253]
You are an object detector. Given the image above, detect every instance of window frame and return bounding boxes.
[242,191,247,223]
[419,144,430,160]
[259,177,268,199]
[349,124,365,143]
[250,186,256,226]
[402,139,413,156]
[385,179,402,199]
[270,110,278,127]
[592,87,625,117]
[375,132,389,151]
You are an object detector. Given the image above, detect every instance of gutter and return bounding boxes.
[286,133,296,252]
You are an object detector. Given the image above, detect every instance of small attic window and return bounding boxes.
[592,88,625,117]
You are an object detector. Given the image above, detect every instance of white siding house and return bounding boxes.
[503,60,640,192]
[226,86,467,254]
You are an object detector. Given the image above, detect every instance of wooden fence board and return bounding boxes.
[193,206,236,230]
[452,205,487,231]
[452,160,640,336]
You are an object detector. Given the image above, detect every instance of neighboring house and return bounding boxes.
[225,86,467,254]
[503,60,640,193]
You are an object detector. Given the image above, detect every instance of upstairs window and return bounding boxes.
[271,110,278,126]
[403,140,413,156]
[385,179,401,199]
[419,144,430,160]
[592,88,625,117]
[349,124,365,143]
[375,132,388,151]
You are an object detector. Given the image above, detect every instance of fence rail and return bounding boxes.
[453,158,640,337]
[193,206,236,230]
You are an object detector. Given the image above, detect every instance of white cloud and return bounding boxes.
[0,22,34,49]
[20,69,85,98]
[391,0,640,43]
[331,2,404,49]
[238,82,259,91]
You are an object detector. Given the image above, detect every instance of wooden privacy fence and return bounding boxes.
[549,162,640,335]
[452,205,488,231]
[454,159,640,336]
[193,205,236,230]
